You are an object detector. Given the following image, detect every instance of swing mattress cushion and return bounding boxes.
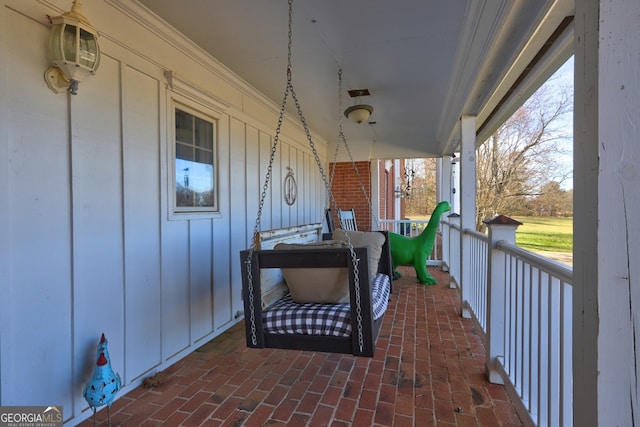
[262,272,390,337]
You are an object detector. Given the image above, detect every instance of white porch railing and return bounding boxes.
[496,241,573,427]
[383,217,573,426]
[464,228,490,330]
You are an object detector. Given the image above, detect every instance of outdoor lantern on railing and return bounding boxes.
[44,0,100,95]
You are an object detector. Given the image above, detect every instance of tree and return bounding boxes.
[475,81,572,230]
[530,181,573,216]
[404,158,437,216]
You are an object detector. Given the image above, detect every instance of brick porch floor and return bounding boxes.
[80,266,524,426]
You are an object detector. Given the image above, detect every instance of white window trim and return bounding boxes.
[168,95,222,220]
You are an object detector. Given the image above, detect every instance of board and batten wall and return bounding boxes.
[0,1,327,424]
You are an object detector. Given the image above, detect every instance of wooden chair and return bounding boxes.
[338,208,358,231]
[325,208,335,233]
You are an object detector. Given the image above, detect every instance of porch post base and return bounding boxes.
[461,305,472,319]
[485,360,505,385]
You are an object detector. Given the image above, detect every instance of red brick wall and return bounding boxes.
[328,161,372,231]
[377,159,406,221]
[379,159,401,221]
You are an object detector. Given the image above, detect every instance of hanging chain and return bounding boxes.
[246,0,366,353]
[352,250,364,352]
[245,255,257,344]
[331,68,364,352]
[245,0,294,346]
[327,69,343,202]
[330,69,380,231]
[337,130,381,231]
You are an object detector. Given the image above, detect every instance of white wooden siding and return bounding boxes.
[190,219,214,340]
[161,219,191,358]
[4,9,75,408]
[70,54,127,414]
[212,112,233,332]
[229,117,248,320]
[0,1,329,424]
[122,65,163,383]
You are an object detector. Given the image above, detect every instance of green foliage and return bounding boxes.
[513,216,573,253]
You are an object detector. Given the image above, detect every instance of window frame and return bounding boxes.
[169,99,220,218]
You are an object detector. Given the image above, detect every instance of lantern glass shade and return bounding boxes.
[79,28,100,68]
[348,107,370,124]
[344,104,373,124]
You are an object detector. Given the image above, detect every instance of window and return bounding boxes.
[174,107,217,212]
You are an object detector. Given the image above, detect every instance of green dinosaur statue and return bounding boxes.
[389,201,452,285]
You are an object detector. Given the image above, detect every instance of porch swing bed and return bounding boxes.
[240,0,392,357]
[240,230,393,357]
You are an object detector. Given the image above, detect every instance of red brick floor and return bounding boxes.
[80,266,523,427]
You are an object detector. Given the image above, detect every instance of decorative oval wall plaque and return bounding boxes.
[284,167,297,205]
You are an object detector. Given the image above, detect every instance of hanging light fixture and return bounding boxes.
[344,89,373,124]
[344,104,373,124]
[44,0,100,95]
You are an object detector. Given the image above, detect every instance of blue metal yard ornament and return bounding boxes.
[83,333,121,427]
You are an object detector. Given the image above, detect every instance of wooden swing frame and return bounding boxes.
[240,231,392,357]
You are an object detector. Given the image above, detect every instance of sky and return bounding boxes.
[545,55,574,190]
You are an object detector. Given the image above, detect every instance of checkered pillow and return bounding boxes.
[371,273,391,320]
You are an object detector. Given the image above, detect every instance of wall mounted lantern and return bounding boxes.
[384,159,393,173]
[44,0,100,95]
[394,185,404,199]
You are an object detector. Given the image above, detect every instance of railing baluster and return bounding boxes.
[562,282,573,426]
[559,277,565,426]
[530,266,543,425]
[527,264,535,413]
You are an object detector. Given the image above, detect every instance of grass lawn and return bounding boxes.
[513,216,573,253]
[407,214,573,254]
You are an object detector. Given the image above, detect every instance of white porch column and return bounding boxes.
[393,159,401,220]
[447,213,461,289]
[451,155,461,215]
[484,215,521,384]
[574,0,640,425]
[370,160,381,230]
[437,157,453,205]
[459,115,476,318]
[439,158,453,271]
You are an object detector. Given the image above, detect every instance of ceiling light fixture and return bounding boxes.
[344,104,373,124]
[344,89,373,124]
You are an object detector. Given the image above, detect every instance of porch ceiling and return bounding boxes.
[138,0,573,160]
